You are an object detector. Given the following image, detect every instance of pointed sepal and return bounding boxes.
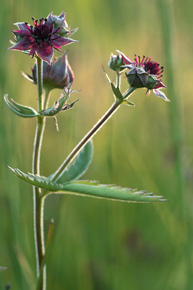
[123,99,136,106]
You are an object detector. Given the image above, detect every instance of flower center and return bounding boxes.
[144,59,163,78]
[133,55,164,79]
[29,18,54,44]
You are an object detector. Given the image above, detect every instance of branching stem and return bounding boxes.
[51,87,135,182]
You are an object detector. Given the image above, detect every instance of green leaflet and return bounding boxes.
[54,141,93,183]
[39,97,66,117]
[56,181,166,203]
[8,167,165,203]
[110,83,123,101]
[8,166,64,191]
[4,94,38,118]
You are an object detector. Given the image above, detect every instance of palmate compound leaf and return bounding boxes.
[8,167,166,203]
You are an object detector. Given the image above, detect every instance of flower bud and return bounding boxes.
[23,51,74,91]
[108,53,125,72]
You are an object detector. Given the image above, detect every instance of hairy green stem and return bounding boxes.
[32,56,46,290]
[51,87,135,182]
[116,71,120,89]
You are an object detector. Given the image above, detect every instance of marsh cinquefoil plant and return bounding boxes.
[5,11,168,290]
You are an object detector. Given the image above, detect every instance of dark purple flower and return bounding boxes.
[23,51,74,91]
[9,12,77,64]
[117,50,169,101]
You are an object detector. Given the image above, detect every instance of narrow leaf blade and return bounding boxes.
[58,181,166,203]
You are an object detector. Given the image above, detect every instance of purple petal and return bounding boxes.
[9,36,32,51]
[29,45,37,57]
[13,29,31,37]
[36,43,53,64]
[116,50,134,65]
[14,22,30,31]
[153,89,170,101]
[52,36,77,48]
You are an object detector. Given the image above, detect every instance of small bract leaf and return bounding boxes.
[123,99,136,106]
[111,83,123,101]
[4,94,38,118]
[55,140,93,183]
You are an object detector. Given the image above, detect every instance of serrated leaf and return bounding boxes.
[8,167,165,203]
[59,181,166,203]
[55,140,93,183]
[8,166,63,191]
[4,94,38,118]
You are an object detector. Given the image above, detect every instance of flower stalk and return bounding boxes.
[32,56,46,290]
[51,87,135,183]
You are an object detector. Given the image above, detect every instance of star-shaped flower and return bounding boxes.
[9,12,77,64]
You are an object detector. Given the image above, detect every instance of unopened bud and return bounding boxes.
[23,51,74,91]
[108,53,125,72]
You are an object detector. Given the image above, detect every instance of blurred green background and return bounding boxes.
[0,0,193,289]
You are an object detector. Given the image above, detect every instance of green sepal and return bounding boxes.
[111,83,123,101]
[54,140,93,183]
[102,66,123,101]
[39,97,66,117]
[4,94,38,118]
[8,167,166,203]
[123,99,136,106]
